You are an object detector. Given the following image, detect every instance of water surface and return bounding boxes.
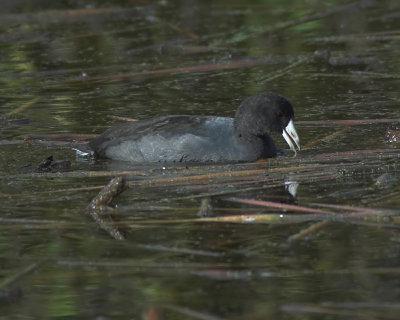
[1,0,400,319]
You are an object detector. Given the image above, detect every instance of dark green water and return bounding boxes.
[1,0,400,319]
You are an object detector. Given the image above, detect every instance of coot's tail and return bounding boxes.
[72,143,94,160]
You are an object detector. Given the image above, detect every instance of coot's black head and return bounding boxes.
[234,92,300,154]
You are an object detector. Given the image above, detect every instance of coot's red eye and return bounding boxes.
[278,111,284,117]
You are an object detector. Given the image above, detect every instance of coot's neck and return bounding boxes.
[233,131,277,158]
[233,112,271,141]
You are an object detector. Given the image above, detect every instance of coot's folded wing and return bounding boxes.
[88,115,231,162]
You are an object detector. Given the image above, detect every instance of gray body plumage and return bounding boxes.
[89,115,276,162]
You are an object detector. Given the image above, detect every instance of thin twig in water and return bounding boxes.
[198,213,323,224]
[297,118,400,126]
[288,220,331,241]
[309,202,396,216]
[303,128,348,149]
[311,29,400,43]
[282,303,400,319]
[127,165,332,188]
[298,72,400,80]
[225,197,327,214]
[258,59,307,83]
[0,262,43,290]
[109,115,138,122]
[162,304,225,320]
[73,57,279,83]
[1,170,147,181]
[6,97,40,116]
[137,244,221,257]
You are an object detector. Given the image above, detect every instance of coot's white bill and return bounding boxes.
[282,119,300,155]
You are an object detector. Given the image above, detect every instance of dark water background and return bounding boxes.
[1,0,400,319]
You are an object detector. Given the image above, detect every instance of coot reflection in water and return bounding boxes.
[88,92,301,163]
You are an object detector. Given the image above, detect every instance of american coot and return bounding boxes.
[88,92,300,163]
